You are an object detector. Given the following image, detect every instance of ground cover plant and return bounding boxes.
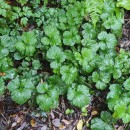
[0,0,130,129]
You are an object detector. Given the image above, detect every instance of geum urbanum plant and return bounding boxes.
[1,0,130,126]
[15,31,37,57]
[8,78,35,104]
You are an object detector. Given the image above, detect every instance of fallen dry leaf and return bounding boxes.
[10,114,16,118]
[35,113,40,118]
[50,111,55,119]
[17,117,22,123]
[17,122,27,130]
[77,120,83,130]
[91,110,98,116]
[59,125,66,130]
[52,119,61,127]
[30,119,36,127]
[41,125,47,130]
[118,126,124,130]
[40,79,44,83]
[62,119,70,125]
[11,122,17,127]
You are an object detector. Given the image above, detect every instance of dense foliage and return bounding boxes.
[0,0,130,128]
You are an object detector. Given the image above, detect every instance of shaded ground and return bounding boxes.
[0,93,107,130]
[0,11,130,130]
[119,11,130,50]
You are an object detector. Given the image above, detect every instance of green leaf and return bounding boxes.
[7,78,20,91]
[46,46,65,61]
[75,48,97,73]
[98,31,117,49]
[63,30,81,46]
[116,0,130,10]
[101,111,115,123]
[43,26,61,45]
[92,71,100,82]
[16,0,28,5]
[91,118,114,130]
[100,72,111,83]
[86,0,103,27]
[113,100,126,118]
[0,57,15,80]
[124,78,130,90]
[8,78,35,104]
[103,0,115,13]
[82,48,93,60]
[15,31,37,56]
[0,78,5,95]
[91,111,115,130]
[68,0,76,3]
[21,17,28,26]
[11,89,32,104]
[63,31,74,46]
[123,113,130,124]
[113,98,130,123]
[22,31,37,44]
[98,55,114,73]
[37,86,59,111]
[60,65,78,84]
[82,23,97,40]
[107,84,122,110]
[46,46,66,69]
[41,37,50,45]
[113,69,122,79]
[32,60,41,70]
[37,94,58,111]
[15,41,25,52]
[36,83,49,94]
[67,84,91,108]
[96,81,107,90]
[48,75,67,95]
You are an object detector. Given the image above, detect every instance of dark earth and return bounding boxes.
[0,10,130,130]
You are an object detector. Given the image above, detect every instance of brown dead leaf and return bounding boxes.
[10,114,16,117]
[77,120,83,130]
[17,122,27,130]
[35,113,40,118]
[50,111,55,119]
[62,119,70,125]
[91,110,98,116]
[118,126,124,130]
[59,125,66,130]
[30,119,36,127]
[41,125,47,130]
[73,120,78,126]
[17,117,22,123]
[52,119,61,127]
[41,79,44,83]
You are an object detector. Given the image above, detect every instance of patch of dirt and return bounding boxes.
[119,11,130,50]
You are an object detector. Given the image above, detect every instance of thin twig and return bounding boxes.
[1,113,8,123]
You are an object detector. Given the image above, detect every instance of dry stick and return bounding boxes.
[123,20,130,28]
[1,113,8,123]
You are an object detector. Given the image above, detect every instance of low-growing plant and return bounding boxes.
[91,111,117,130]
[8,78,35,104]
[36,82,60,111]
[1,0,130,126]
[15,31,37,56]
[116,0,130,10]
